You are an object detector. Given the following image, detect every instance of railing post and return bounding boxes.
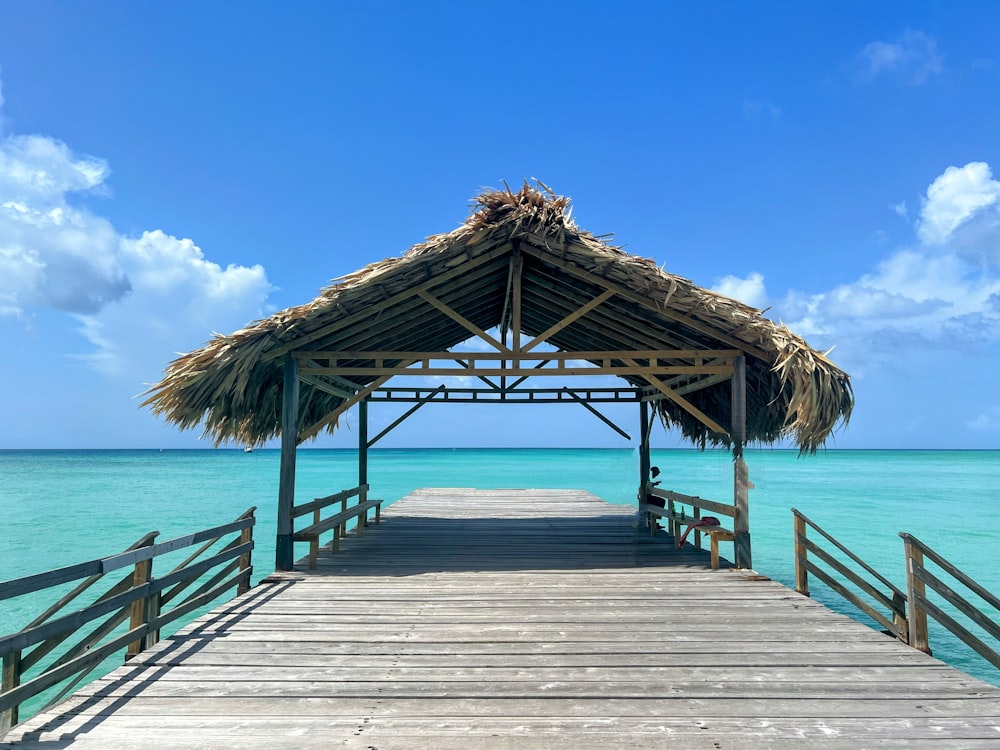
[126,537,157,659]
[237,508,255,596]
[902,534,931,654]
[1,650,21,732]
[793,510,809,596]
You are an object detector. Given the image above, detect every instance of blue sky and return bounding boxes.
[0,1,997,450]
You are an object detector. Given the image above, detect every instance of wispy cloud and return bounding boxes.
[742,98,781,123]
[856,30,943,85]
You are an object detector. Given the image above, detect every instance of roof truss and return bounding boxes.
[287,270,747,444]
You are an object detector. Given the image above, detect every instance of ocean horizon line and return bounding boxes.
[0,446,996,453]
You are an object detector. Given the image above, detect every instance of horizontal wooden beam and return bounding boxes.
[300,365,734,378]
[295,349,739,362]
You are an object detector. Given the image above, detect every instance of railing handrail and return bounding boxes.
[793,510,999,675]
[792,509,908,642]
[1,507,256,731]
[647,487,735,517]
[900,532,999,669]
[0,515,255,602]
[793,508,905,598]
[900,533,1000,612]
[292,484,369,519]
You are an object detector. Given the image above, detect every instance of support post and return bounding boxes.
[903,535,931,653]
[276,354,299,571]
[359,397,369,524]
[126,536,157,658]
[731,355,752,568]
[638,399,651,506]
[793,511,809,595]
[1,651,21,731]
[238,507,255,596]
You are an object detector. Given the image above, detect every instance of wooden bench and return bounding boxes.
[641,488,736,570]
[291,485,383,569]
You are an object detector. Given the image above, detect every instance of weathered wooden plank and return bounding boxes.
[12,693,1000,720]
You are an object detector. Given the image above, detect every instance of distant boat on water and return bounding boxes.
[244,446,253,453]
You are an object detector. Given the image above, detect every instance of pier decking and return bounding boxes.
[4,489,999,748]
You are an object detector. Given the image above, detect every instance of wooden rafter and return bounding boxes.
[521,289,616,353]
[518,243,771,362]
[511,244,523,352]
[417,290,510,353]
[263,243,514,362]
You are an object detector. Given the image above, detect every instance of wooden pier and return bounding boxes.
[3,489,999,748]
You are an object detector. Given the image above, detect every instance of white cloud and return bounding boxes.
[74,230,270,378]
[0,75,272,384]
[0,134,130,315]
[712,271,769,309]
[858,30,943,85]
[917,162,1000,267]
[967,406,1000,432]
[770,163,1000,377]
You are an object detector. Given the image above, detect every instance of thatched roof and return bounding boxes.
[143,182,852,452]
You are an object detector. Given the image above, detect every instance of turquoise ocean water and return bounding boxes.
[2,448,998,712]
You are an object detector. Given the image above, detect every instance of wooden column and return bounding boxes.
[126,537,156,659]
[731,355,752,569]
[638,399,651,506]
[276,354,299,571]
[238,507,255,596]
[902,535,931,654]
[358,397,369,525]
[793,511,809,595]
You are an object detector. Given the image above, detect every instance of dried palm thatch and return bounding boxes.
[143,182,852,452]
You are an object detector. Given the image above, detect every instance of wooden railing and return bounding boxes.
[0,508,256,731]
[793,510,999,673]
[792,508,908,641]
[291,484,382,569]
[900,533,1000,668]
[641,487,737,569]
